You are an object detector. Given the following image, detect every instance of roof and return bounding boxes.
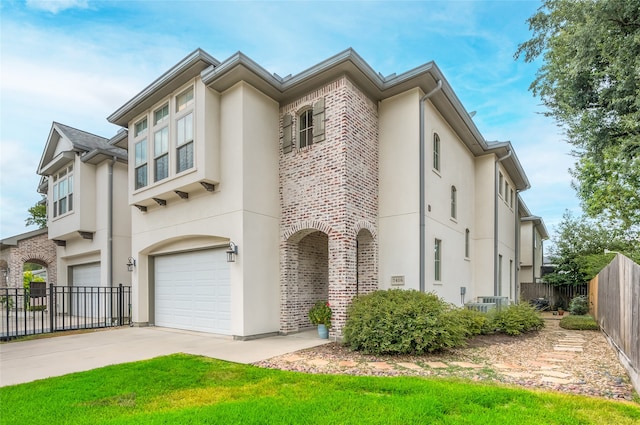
[37,122,127,176]
[107,47,531,190]
[518,196,549,240]
[0,228,49,250]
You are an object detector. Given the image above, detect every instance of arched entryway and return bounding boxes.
[356,227,377,296]
[281,229,329,333]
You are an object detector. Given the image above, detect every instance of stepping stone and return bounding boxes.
[307,359,329,367]
[338,360,358,368]
[450,362,484,369]
[494,363,522,370]
[425,361,449,369]
[368,362,393,370]
[527,361,558,368]
[501,371,535,379]
[534,370,571,378]
[540,376,571,384]
[539,352,575,359]
[553,346,583,352]
[396,362,423,371]
[538,357,569,363]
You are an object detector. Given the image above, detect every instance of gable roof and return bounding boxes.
[37,122,127,176]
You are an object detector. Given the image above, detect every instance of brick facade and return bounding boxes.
[279,76,379,336]
[0,230,57,288]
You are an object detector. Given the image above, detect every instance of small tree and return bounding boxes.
[25,199,47,229]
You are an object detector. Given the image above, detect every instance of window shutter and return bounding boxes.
[282,114,293,153]
[312,98,325,143]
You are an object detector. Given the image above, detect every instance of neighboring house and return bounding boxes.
[36,122,131,290]
[0,228,57,288]
[101,48,543,339]
[518,198,549,286]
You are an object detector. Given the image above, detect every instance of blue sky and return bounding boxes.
[0,0,579,241]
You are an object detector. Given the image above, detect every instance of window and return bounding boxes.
[434,239,442,281]
[176,112,194,173]
[299,109,313,148]
[135,140,147,189]
[176,87,194,112]
[465,228,470,258]
[52,165,73,218]
[154,127,169,181]
[433,133,440,171]
[510,188,514,208]
[154,104,169,125]
[134,118,147,137]
[498,254,503,296]
[450,186,457,219]
[499,172,504,197]
[505,182,510,205]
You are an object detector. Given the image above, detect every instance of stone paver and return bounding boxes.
[368,362,393,370]
[424,361,449,369]
[338,360,358,367]
[534,370,571,378]
[493,363,521,370]
[396,362,423,371]
[307,359,329,367]
[553,346,583,352]
[501,371,535,379]
[541,376,572,384]
[449,361,484,369]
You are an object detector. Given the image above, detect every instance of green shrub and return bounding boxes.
[343,290,468,355]
[490,303,544,336]
[560,315,599,330]
[569,295,589,316]
[454,307,491,336]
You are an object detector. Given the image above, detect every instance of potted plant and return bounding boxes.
[308,300,332,339]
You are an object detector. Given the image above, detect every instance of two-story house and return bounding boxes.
[37,122,131,292]
[106,48,541,338]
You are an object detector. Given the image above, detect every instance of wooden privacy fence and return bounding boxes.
[589,254,640,394]
[520,281,587,308]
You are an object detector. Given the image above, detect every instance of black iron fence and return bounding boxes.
[0,284,131,340]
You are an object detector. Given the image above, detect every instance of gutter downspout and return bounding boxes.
[494,149,512,296]
[419,80,443,292]
[108,156,116,288]
[514,191,520,303]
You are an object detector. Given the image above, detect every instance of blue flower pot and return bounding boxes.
[317,324,329,339]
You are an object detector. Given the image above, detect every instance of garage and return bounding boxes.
[154,248,231,334]
[71,262,102,318]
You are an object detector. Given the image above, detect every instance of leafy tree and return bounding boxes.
[25,199,47,229]
[516,0,640,228]
[545,211,639,286]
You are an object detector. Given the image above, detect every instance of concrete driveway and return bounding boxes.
[0,326,330,387]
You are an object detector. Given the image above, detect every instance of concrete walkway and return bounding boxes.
[0,326,330,387]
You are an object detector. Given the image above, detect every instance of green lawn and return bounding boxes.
[1,354,638,424]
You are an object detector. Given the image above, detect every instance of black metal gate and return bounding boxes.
[0,284,131,340]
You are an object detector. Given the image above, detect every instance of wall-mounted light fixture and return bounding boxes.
[126,257,136,272]
[226,241,238,263]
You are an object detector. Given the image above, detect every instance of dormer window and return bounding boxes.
[52,165,73,218]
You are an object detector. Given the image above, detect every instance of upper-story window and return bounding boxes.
[298,109,313,148]
[134,117,148,189]
[154,104,169,125]
[434,238,442,281]
[465,228,470,258]
[450,186,457,219]
[433,133,441,171]
[154,126,169,182]
[499,172,504,197]
[175,87,194,173]
[510,188,514,208]
[52,165,73,218]
[505,182,510,205]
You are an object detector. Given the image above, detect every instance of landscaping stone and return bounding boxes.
[396,362,423,371]
[424,362,449,369]
[450,362,484,369]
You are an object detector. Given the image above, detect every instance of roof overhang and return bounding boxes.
[107,49,220,127]
[521,215,550,240]
[486,141,531,191]
[81,148,128,165]
[109,129,128,150]
[0,228,49,250]
[39,151,75,176]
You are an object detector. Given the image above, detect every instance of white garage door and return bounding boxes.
[154,249,231,334]
[71,263,103,318]
[72,263,101,286]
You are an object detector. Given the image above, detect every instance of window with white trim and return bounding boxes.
[52,165,73,218]
[433,133,441,171]
[134,117,148,189]
[450,186,457,219]
[434,239,442,281]
[510,188,514,208]
[175,88,194,173]
[499,172,504,197]
[154,126,169,182]
[465,228,470,258]
[505,182,510,205]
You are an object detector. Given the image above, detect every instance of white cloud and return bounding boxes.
[25,0,88,14]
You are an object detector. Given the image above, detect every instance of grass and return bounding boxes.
[1,354,638,425]
[560,315,600,330]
